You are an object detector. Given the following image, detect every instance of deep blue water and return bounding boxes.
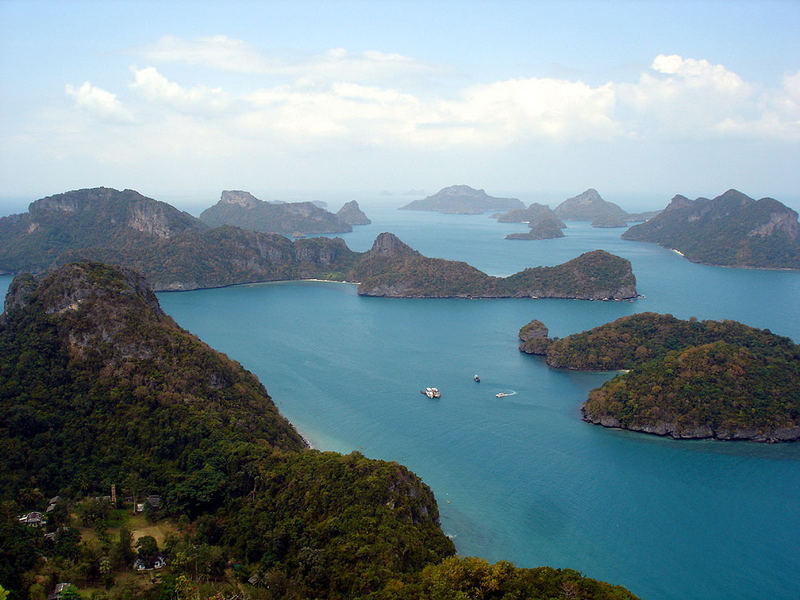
[2,206,799,599]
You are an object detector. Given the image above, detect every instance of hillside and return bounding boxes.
[621,189,800,269]
[519,313,800,441]
[400,185,524,214]
[0,187,205,274]
[554,189,629,224]
[0,263,639,600]
[199,190,353,235]
[355,234,637,300]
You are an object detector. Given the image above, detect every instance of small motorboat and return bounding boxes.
[421,387,441,399]
[473,374,480,382]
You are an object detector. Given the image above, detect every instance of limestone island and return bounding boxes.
[199,189,370,235]
[622,189,800,269]
[0,187,637,299]
[400,185,524,214]
[519,313,800,442]
[0,261,641,599]
[494,203,567,240]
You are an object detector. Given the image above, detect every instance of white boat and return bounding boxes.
[496,392,510,398]
[421,387,441,399]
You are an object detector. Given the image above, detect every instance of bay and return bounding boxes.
[2,204,799,599]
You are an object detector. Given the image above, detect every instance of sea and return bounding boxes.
[2,202,799,600]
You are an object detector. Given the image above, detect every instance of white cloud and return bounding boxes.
[137,35,448,85]
[129,66,230,111]
[65,81,133,122]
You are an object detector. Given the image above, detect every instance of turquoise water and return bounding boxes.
[2,207,799,599]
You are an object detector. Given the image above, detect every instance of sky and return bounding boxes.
[1,0,799,212]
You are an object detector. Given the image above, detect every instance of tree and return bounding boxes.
[58,585,81,600]
[136,535,159,567]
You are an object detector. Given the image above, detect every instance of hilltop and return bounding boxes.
[0,262,639,599]
[400,185,524,214]
[519,313,800,441]
[622,189,800,269]
[199,190,358,235]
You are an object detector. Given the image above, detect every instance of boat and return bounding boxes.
[420,387,441,399]
[496,392,510,398]
[473,374,480,382]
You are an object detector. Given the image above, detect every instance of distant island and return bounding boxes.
[494,203,567,240]
[519,313,800,442]
[337,200,371,225]
[552,189,661,228]
[0,262,640,599]
[354,233,637,300]
[622,189,800,269]
[400,185,524,214]
[0,187,637,299]
[199,189,367,235]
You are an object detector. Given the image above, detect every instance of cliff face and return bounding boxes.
[400,185,524,214]
[622,189,800,269]
[0,187,205,273]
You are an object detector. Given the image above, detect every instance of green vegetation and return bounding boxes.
[622,189,800,269]
[356,234,637,300]
[0,262,637,599]
[0,188,635,300]
[521,312,800,441]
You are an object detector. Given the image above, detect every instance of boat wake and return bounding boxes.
[495,390,517,398]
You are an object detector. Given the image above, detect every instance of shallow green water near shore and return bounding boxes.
[3,207,799,599]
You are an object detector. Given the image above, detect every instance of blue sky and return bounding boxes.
[1,0,799,211]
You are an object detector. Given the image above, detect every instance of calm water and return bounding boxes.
[2,206,799,599]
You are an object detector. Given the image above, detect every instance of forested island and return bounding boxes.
[519,313,800,442]
[400,185,524,214]
[0,262,640,599]
[494,203,567,240]
[0,188,637,299]
[622,189,800,269]
[198,190,366,235]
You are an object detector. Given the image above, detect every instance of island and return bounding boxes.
[621,189,800,269]
[356,233,637,299]
[553,189,629,226]
[199,189,358,235]
[400,185,524,214]
[336,199,371,225]
[0,187,637,299]
[494,203,567,240]
[0,262,640,600]
[519,312,800,442]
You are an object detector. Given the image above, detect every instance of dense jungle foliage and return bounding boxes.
[522,312,800,440]
[0,262,638,599]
